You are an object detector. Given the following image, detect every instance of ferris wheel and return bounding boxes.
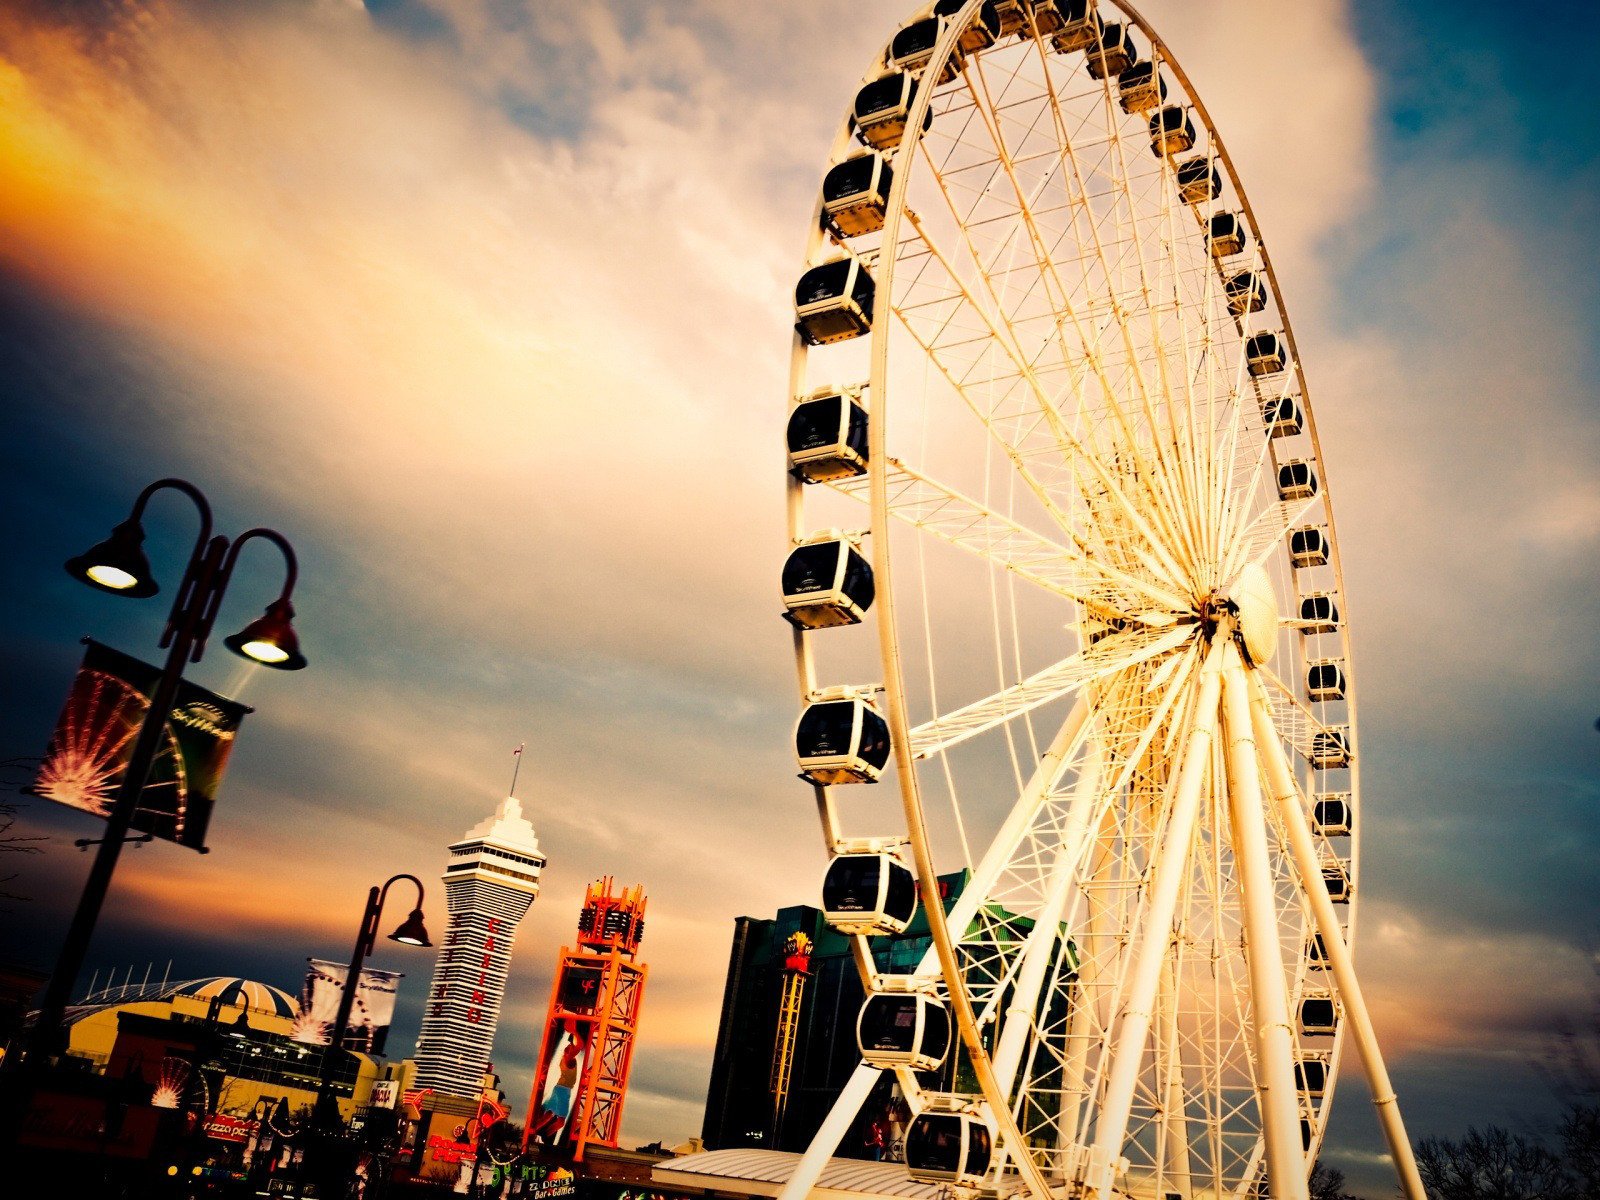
[779,3,1425,1198]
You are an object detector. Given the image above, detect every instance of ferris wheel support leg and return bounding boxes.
[774,1064,881,1200]
[1158,951,1193,1198]
[1221,648,1311,1200]
[1091,634,1229,1195]
[991,749,1105,1105]
[1246,673,1428,1200]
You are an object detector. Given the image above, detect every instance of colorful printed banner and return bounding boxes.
[32,640,251,852]
[292,958,403,1055]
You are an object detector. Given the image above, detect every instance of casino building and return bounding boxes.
[411,793,546,1098]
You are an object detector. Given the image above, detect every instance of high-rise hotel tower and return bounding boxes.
[412,795,545,1097]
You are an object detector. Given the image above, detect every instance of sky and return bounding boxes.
[0,0,1596,1194]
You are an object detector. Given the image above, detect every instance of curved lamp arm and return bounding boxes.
[195,527,299,660]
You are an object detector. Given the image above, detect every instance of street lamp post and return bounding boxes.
[311,874,431,1193]
[27,478,309,1066]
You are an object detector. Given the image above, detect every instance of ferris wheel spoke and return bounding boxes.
[909,623,1192,759]
[831,453,1192,618]
[1020,39,1215,581]
[1223,494,1319,584]
[958,52,1204,580]
[898,206,1195,596]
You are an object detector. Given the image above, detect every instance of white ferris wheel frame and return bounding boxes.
[781,3,1425,1199]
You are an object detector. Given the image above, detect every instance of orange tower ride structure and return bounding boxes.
[523,878,647,1161]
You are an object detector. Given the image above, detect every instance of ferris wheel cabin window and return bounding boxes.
[1086,22,1137,79]
[853,71,929,152]
[781,537,876,630]
[1260,395,1304,439]
[1276,460,1319,501]
[1246,332,1287,376]
[890,17,965,84]
[934,0,1001,53]
[795,259,875,346]
[1047,0,1100,52]
[822,852,917,935]
[1297,1055,1330,1097]
[1289,526,1330,568]
[1311,728,1352,770]
[857,992,952,1070]
[1299,993,1339,1036]
[1149,105,1197,157]
[1225,270,1267,315]
[787,391,869,483]
[1298,592,1340,632]
[795,694,892,784]
[905,1112,993,1186]
[823,153,893,239]
[1175,156,1221,204]
[1118,61,1167,114]
[1208,211,1249,259]
[1313,795,1352,837]
[1307,660,1347,702]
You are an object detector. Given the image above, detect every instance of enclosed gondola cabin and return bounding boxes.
[1276,459,1319,501]
[1246,332,1287,376]
[905,1112,993,1186]
[1027,0,1068,37]
[1322,858,1353,903]
[1150,105,1196,157]
[1085,22,1136,80]
[854,71,930,152]
[1306,933,1329,966]
[1175,156,1221,204]
[1299,993,1339,1036]
[1299,592,1340,632]
[1207,211,1248,259]
[822,851,917,935]
[1297,1054,1330,1098]
[1307,660,1346,702]
[890,17,966,85]
[796,692,892,785]
[992,0,1027,38]
[1313,794,1352,837]
[788,389,869,484]
[1117,60,1166,114]
[934,0,1002,53]
[857,993,952,1071]
[796,258,875,346]
[782,536,875,630]
[822,153,893,240]
[1289,526,1330,568]
[1311,728,1352,770]
[1049,0,1102,53]
[1225,270,1267,315]
[1260,395,1304,439]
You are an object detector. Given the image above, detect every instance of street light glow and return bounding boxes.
[240,639,290,664]
[85,563,140,590]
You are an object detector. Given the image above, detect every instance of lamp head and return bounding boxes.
[388,907,431,947]
[224,597,307,670]
[65,518,158,598]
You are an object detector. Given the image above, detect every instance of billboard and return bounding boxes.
[527,1017,595,1153]
[292,958,404,1055]
[32,640,251,852]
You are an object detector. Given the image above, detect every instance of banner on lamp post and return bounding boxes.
[292,958,404,1055]
[31,639,252,853]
